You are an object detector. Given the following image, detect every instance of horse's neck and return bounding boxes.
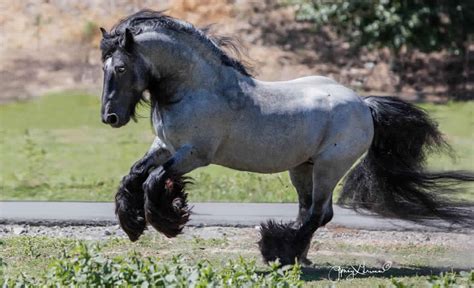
[148,60,253,108]
[139,35,256,106]
[140,33,253,99]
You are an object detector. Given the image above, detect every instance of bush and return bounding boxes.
[1,242,303,287]
[285,0,473,55]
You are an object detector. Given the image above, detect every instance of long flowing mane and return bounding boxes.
[100,9,253,77]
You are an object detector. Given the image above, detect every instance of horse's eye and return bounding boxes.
[116,66,126,73]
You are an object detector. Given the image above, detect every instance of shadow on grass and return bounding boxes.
[300,265,469,282]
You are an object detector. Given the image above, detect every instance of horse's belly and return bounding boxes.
[212,116,326,173]
[213,154,306,173]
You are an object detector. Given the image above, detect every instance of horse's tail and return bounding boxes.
[338,96,474,227]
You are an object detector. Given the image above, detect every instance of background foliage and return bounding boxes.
[286,0,473,55]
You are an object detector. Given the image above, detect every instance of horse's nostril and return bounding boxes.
[106,113,120,125]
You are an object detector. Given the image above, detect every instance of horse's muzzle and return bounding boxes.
[102,113,121,127]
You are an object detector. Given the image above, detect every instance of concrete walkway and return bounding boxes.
[0,201,466,232]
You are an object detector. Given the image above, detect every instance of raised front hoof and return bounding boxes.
[115,174,146,241]
[144,170,192,238]
[258,220,307,266]
[116,210,146,242]
[144,207,189,238]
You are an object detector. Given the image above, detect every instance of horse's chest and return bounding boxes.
[152,109,184,150]
[152,106,207,149]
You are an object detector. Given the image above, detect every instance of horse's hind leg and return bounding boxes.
[290,162,313,225]
[259,147,363,265]
[292,145,367,263]
[289,162,314,265]
[259,161,320,266]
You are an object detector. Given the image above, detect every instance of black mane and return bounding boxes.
[100,9,253,77]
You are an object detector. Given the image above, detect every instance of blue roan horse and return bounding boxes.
[100,10,473,265]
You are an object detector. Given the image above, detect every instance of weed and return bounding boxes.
[1,243,303,287]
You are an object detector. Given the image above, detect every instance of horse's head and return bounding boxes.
[100,28,148,128]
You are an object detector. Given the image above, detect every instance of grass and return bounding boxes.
[0,91,472,202]
[0,235,472,287]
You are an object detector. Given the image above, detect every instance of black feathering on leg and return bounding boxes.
[115,173,147,242]
[258,220,312,266]
[143,167,192,238]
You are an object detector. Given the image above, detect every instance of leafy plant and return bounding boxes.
[1,242,303,287]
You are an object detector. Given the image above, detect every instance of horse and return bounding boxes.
[99,10,473,265]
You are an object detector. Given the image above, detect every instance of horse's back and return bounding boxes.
[256,75,363,107]
[253,76,370,123]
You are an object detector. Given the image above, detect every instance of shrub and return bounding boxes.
[1,242,303,287]
[285,0,473,55]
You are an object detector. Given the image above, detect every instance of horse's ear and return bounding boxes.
[100,27,108,38]
[121,28,134,52]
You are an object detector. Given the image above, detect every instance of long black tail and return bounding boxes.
[338,96,474,227]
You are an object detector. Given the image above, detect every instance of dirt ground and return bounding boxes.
[1,224,473,271]
[1,0,472,103]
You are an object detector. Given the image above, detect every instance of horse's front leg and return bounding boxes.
[143,144,211,237]
[115,137,172,241]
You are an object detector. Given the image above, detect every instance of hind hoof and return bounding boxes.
[298,257,313,267]
[258,220,309,266]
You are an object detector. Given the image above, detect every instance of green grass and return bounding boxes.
[1,236,472,287]
[0,92,472,202]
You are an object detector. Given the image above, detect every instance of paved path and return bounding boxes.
[0,201,466,232]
